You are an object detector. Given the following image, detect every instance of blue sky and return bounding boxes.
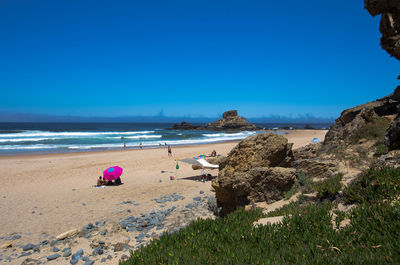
[0,0,398,119]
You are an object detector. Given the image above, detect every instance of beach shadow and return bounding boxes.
[178,175,216,182]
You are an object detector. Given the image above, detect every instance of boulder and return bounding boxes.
[292,158,337,179]
[213,167,296,215]
[212,133,295,215]
[218,133,294,177]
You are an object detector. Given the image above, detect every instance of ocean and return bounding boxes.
[0,122,331,155]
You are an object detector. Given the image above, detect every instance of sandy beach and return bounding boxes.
[0,130,326,264]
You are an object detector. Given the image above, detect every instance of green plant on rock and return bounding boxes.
[350,116,391,144]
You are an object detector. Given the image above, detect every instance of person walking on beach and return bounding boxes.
[139,142,143,149]
[168,145,172,156]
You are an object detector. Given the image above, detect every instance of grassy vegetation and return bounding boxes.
[343,167,400,205]
[374,143,389,156]
[316,174,343,201]
[350,116,391,144]
[284,171,315,199]
[122,167,400,265]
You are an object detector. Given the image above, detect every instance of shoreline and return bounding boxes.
[0,129,324,158]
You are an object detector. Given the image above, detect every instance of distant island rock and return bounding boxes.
[169,110,260,131]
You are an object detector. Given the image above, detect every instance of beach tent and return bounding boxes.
[180,158,219,169]
[311,137,322,143]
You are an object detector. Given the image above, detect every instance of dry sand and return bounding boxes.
[0,129,326,264]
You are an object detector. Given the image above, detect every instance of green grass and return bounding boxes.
[284,171,315,199]
[343,167,400,205]
[121,167,400,265]
[374,143,389,156]
[316,174,343,201]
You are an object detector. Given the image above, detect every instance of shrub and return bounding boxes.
[374,144,389,156]
[316,174,343,201]
[350,117,391,144]
[343,167,400,205]
[284,171,315,199]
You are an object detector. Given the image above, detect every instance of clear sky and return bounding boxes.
[0,0,398,119]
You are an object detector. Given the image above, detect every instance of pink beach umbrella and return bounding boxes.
[103,166,123,181]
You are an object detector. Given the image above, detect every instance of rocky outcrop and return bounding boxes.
[365,0,400,60]
[365,1,400,150]
[204,110,259,131]
[169,122,200,130]
[324,87,400,146]
[212,133,295,215]
[169,110,259,131]
[385,106,400,149]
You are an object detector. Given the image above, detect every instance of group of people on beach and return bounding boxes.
[96,176,122,186]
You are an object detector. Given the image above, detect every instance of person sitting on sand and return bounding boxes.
[97,176,103,186]
[211,150,217,157]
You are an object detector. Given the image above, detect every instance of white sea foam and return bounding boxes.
[202,131,256,138]
[0,138,53,143]
[111,135,162,139]
[0,130,155,138]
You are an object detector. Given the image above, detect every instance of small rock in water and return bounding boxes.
[200,190,204,194]
[84,261,94,265]
[81,256,89,261]
[193,197,201,201]
[101,257,107,263]
[47,253,60,260]
[53,246,59,252]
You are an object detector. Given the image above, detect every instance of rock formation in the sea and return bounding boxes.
[212,133,295,215]
[169,121,200,130]
[365,0,400,60]
[169,110,260,131]
[204,110,259,131]
[324,87,400,146]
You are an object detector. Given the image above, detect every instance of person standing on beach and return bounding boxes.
[168,145,172,156]
[139,142,143,149]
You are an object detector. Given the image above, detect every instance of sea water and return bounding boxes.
[0,122,331,155]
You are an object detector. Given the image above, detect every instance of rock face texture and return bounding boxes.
[203,110,259,131]
[324,87,400,146]
[365,0,400,60]
[212,133,295,215]
[385,108,400,149]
